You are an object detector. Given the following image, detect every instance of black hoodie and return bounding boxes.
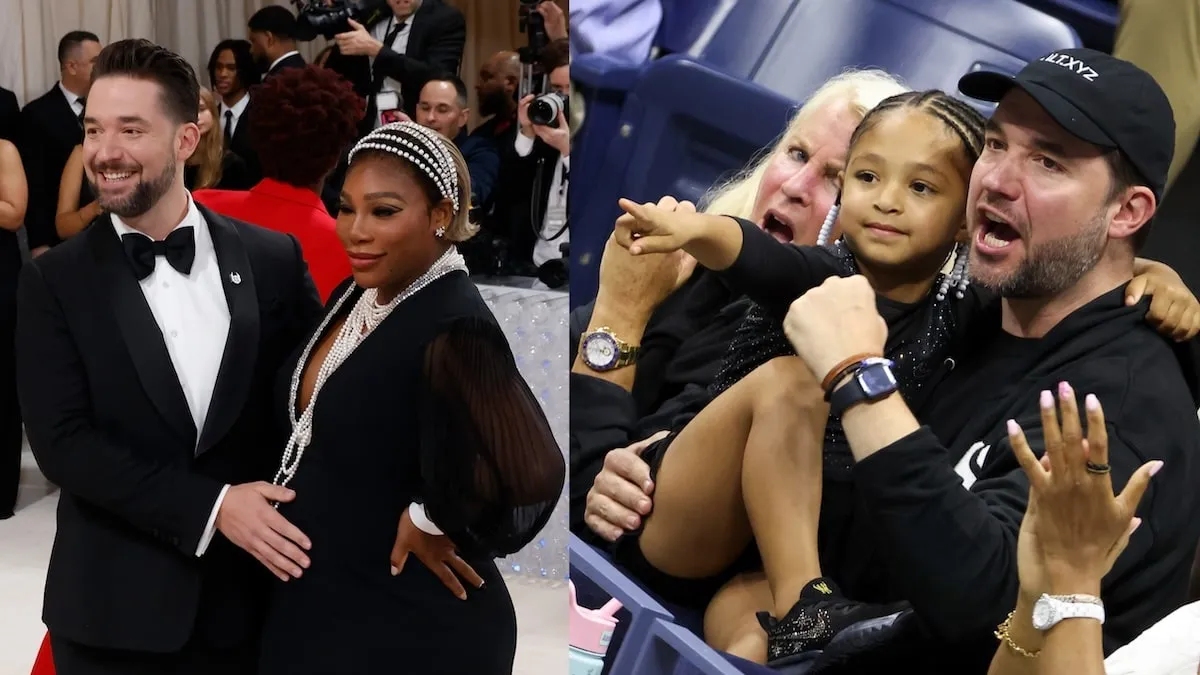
[852,285,1200,672]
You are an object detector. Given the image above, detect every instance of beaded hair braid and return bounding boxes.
[349,121,461,213]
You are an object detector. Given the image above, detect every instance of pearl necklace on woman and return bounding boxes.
[271,247,468,490]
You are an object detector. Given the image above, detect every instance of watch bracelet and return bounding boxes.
[994,611,1041,659]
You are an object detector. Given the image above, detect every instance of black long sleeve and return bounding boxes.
[852,422,1157,647]
[721,217,841,316]
[373,13,466,94]
[15,262,224,555]
[419,316,565,558]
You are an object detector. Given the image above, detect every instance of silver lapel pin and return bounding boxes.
[230,272,242,285]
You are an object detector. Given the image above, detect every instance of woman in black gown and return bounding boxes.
[257,121,565,674]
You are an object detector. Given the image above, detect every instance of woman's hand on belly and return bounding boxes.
[391,507,485,600]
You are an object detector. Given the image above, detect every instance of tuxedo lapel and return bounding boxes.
[196,205,260,456]
[89,218,196,446]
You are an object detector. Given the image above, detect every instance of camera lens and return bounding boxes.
[530,93,565,127]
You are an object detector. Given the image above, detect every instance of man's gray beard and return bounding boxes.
[970,212,1109,299]
[91,159,176,219]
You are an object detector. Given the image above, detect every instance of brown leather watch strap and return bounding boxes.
[820,352,882,393]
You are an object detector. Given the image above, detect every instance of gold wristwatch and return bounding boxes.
[580,327,640,372]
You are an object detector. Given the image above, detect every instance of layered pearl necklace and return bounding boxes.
[272,247,468,490]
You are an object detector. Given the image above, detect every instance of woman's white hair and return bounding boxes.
[700,69,910,219]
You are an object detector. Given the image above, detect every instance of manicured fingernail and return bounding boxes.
[479,581,487,589]
[1040,390,1053,408]
[637,498,651,513]
[1085,394,1099,411]
[1150,460,1164,476]
[1006,419,1020,436]
[1059,381,1072,398]
[458,592,467,600]
[1131,517,1143,533]
[626,515,639,529]
[390,565,399,576]
[643,480,654,493]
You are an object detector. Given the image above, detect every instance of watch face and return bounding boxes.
[858,364,897,397]
[582,332,619,370]
[1032,597,1059,630]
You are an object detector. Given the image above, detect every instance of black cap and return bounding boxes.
[248,5,299,40]
[959,48,1175,200]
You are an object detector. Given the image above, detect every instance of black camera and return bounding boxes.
[529,92,567,127]
[291,0,386,41]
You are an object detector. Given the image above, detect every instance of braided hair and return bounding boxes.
[817,90,986,246]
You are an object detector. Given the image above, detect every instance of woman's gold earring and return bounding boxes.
[435,227,446,239]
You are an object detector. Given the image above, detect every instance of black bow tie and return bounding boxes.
[121,228,196,280]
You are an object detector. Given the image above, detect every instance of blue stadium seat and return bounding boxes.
[1018,0,1119,52]
[571,56,794,306]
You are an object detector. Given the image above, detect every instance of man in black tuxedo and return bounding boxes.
[207,39,262,185]
[326,0,466,132]
[0,85,19,142]
[247,6,307,79]
[16,39,322,674]
[17,31,102,257]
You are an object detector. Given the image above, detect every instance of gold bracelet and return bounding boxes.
[994,611,1041,659]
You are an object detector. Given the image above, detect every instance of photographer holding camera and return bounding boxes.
[508,37,569,287]
[318,0,465,132]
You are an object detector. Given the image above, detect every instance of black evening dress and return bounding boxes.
[257,271,565,674]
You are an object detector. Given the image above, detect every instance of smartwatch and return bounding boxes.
[580,328,640,372]
[829,357,898,416]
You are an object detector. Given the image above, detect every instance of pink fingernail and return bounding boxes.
[1040,390,1053,408]
[1085,394,1100,411]
[1131,517,1143,533]
[1059,381,1072,398]
[1006,419,1020,436]
[1150,461,1164,476]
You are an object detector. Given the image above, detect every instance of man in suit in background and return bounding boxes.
[195,65,362,302]
[17,31,102,257]
[17,39,322,674]
[208,39,262,185]
[416,74,499,212]
[0,85,19,143]
[326,0,466,132]
[471,50,521,143]
[247,6,306,79]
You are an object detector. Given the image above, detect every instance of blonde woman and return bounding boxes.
[570,69,909,537]
[186,87,250,190]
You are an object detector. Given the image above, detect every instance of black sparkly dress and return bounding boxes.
[618,217,986,603]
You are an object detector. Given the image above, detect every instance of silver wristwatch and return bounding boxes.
[1031,593,1105,630]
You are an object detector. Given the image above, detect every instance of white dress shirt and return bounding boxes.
[515,132,570,266]
[371,13,414,88]
[58,82,85,121]
[219,92,250,138]
[111,196,231,555]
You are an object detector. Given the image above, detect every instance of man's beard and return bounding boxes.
[478,89,510,118]
[970,211,1109,299]
[90,158,177,219]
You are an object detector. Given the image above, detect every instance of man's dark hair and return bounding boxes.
[58,31,100,66]
[1104,149,1154,251]
[423,73,469,108]
[248,65,364,187]
[206,39,258,94]
[92,39,199,125]
[538,38,570,73]
[248,5,299,41]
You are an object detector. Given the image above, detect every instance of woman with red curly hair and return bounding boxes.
[193,65,364,300]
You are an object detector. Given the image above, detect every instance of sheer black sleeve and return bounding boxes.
[418,316,566,558]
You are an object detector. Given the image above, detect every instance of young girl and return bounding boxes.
[605,90,1196,666]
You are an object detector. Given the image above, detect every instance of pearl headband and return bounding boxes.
[349,121,460,213]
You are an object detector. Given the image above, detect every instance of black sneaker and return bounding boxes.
[756,577,905,667]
